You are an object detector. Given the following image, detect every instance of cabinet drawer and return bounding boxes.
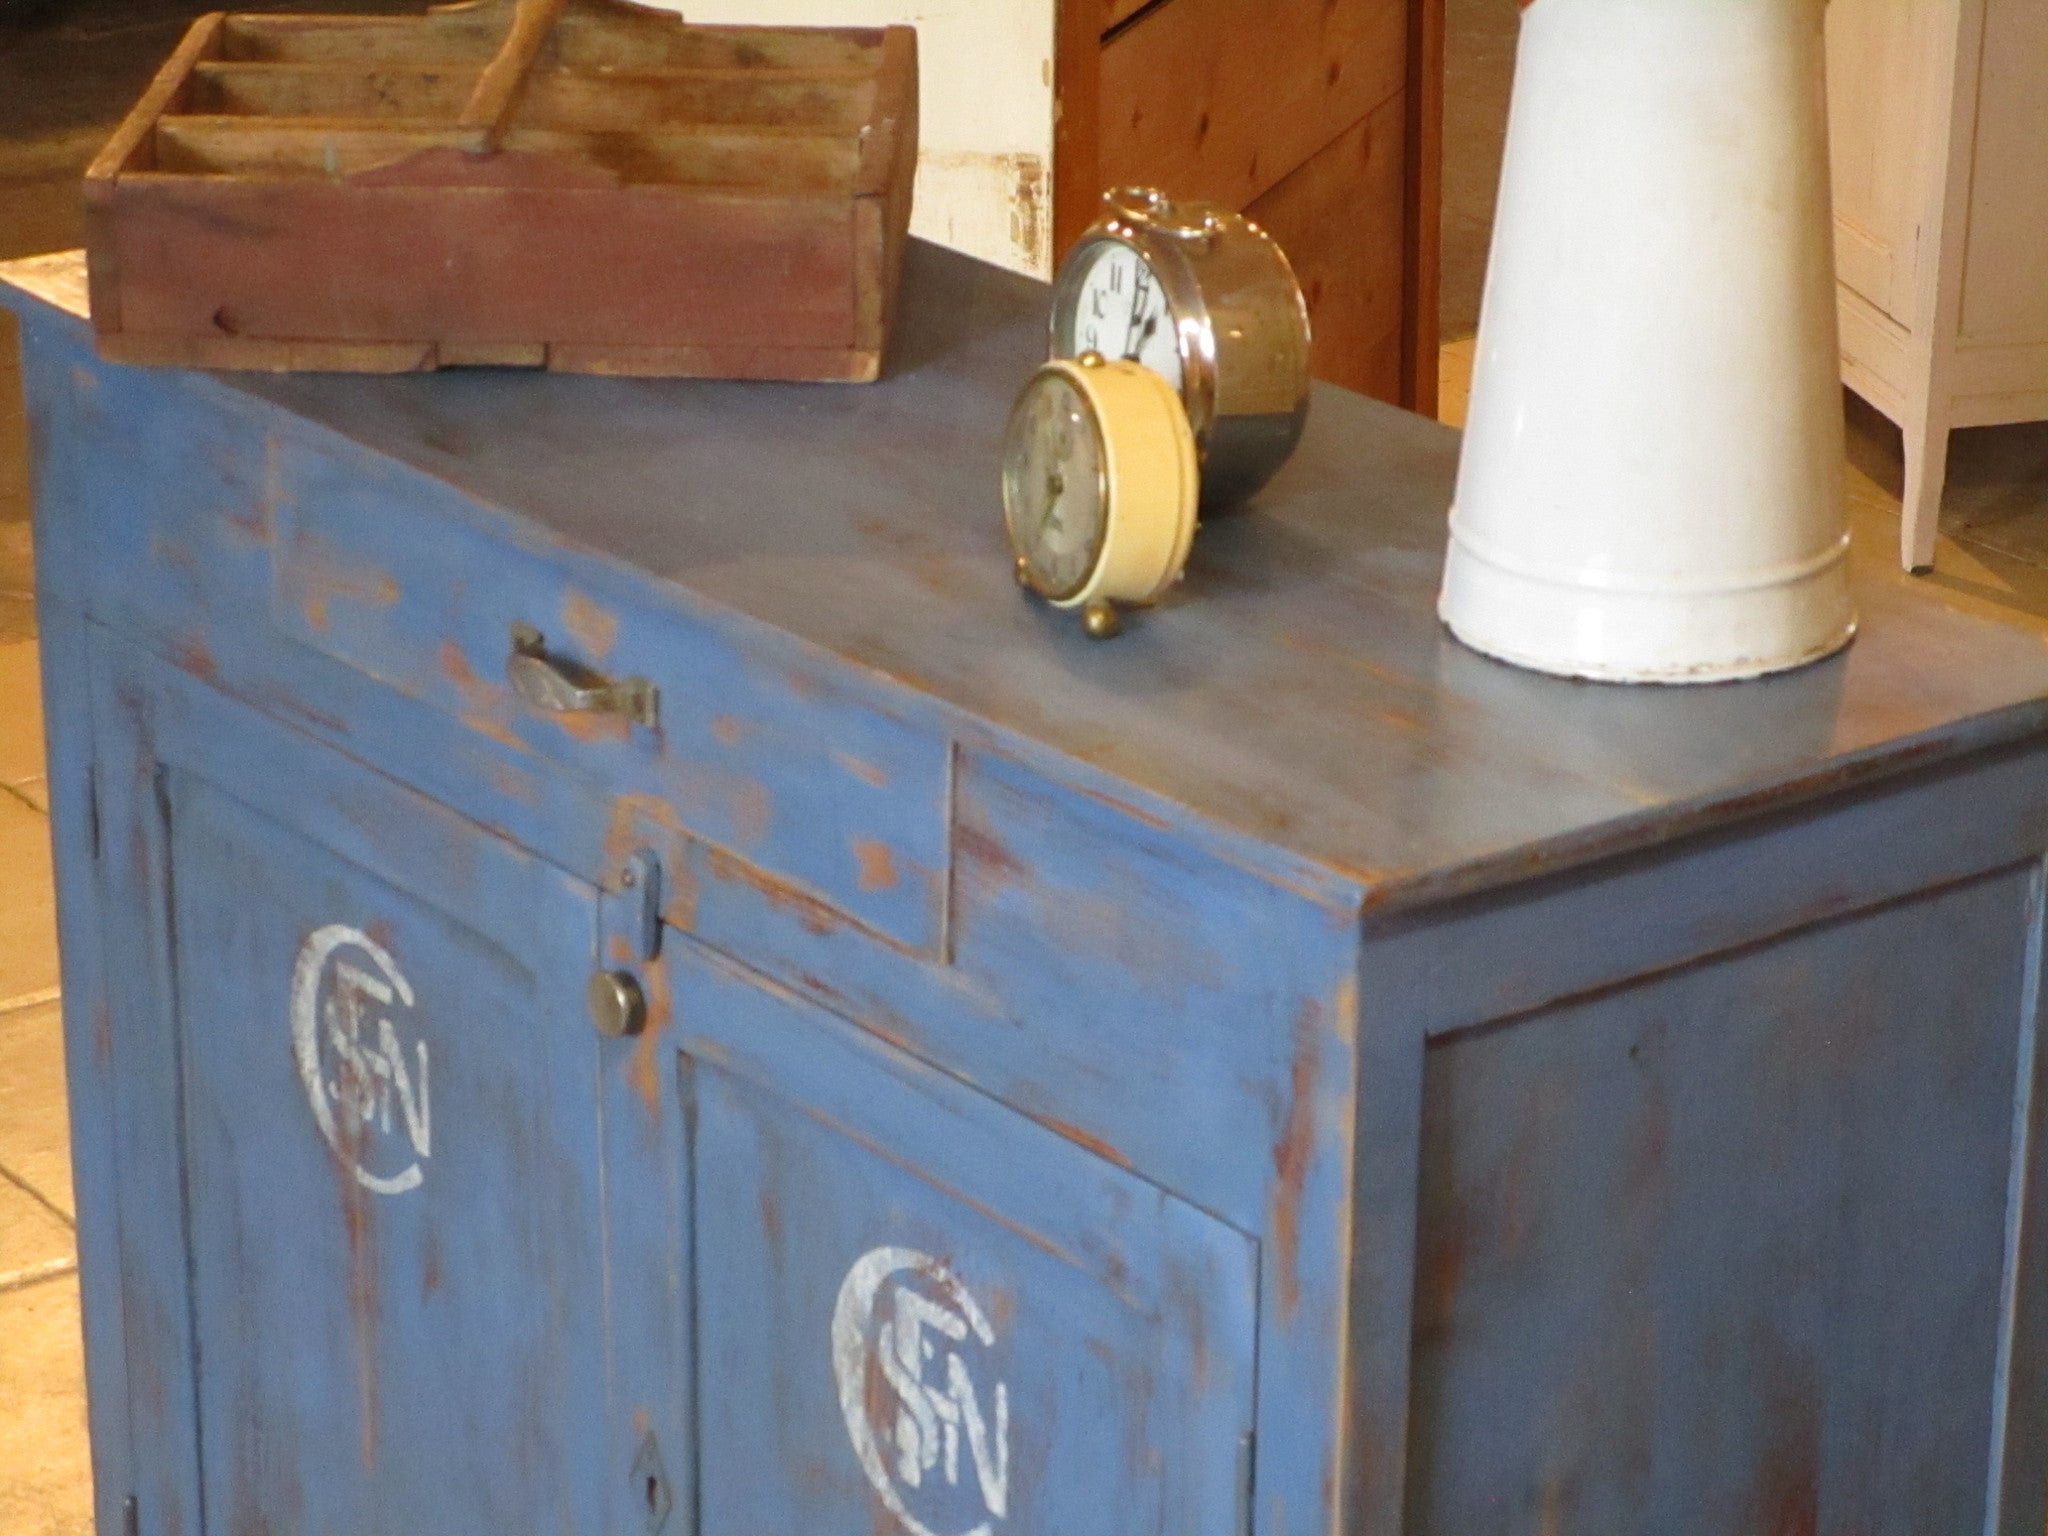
[267,432,950,955]
[53,357,951,957]
[672,942,1260,1536]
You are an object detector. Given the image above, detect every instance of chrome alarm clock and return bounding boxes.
[1002,352,1200,640]
[1050,187,1313,510]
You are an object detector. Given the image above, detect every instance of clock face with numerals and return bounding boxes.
[1059,242,1184,395]
[1046,188,1311,521]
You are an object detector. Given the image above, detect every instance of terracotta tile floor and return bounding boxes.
[0,634,87,1536]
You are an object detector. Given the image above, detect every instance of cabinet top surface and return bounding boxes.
[12,244,2048,907]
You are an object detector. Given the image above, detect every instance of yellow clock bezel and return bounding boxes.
[1008,354,1200,613]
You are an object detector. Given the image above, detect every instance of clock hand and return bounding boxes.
[1128,264,1157,357]
[1125,312,1159,361]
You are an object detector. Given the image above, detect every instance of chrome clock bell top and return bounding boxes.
[1050,187,1313,510]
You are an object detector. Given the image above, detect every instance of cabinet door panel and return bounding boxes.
[169,770,613,1536]
[1826,0,1938,324]
[95,643,655,1536]
[676,945,1257,1536]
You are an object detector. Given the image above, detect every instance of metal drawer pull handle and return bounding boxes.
[507,624,659,729]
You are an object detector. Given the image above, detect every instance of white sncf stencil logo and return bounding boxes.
[833,1247,1012,1536]
[291,925,431,1196]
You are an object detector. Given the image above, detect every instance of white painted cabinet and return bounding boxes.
[1826,0,2048,570]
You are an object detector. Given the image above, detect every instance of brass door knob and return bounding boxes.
[587,969,647,1038]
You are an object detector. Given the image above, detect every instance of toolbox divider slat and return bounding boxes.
[190,62,486,117]
[221,13,506,65]
[151,114,866,188]
[221,12,886,72]
[186,60,880,131]
[557,18,888,71]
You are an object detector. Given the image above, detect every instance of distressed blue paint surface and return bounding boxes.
[171,774,609,1536]
[152,246,2048,911]
[93,645,617,1535]
[11,239,2048,1536]
[269,433,953,955]
[32,609,136,1536]
[676,940,1256,1536]
[1407,869,2032,1533]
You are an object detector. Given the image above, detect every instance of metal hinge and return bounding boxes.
[599,847,663,967]
[86,763,102,861]
[631,1430,673,1534]
[589,848,663,1038]
[1236,1430,1256,1536]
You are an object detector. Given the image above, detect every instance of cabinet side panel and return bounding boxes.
[20,312,136,1536]
[1405,869,2033,1534]
[1958,0,2048,347]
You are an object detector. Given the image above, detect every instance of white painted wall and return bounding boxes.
[638,0,1058,275]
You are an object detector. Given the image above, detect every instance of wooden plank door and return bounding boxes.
[1068,0,1441,410]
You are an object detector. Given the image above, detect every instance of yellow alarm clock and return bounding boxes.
[1001,353,1200,639]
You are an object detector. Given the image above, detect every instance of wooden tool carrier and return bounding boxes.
[83,0,919,380]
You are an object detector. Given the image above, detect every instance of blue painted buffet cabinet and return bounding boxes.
[11,241,2048,1536]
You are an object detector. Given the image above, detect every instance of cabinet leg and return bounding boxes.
[1900,407,1952,574]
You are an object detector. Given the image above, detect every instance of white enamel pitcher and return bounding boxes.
[1439,0,1856,684]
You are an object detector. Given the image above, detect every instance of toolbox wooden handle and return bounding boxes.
[458,0,572,154]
